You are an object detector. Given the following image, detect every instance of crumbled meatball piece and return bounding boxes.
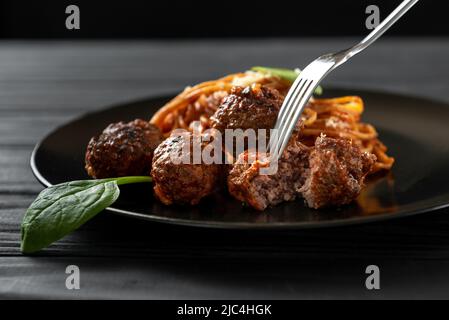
[299,136,376,209]
[228,135,376,210]
[227,141,310,210]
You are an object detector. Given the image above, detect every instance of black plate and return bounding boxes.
[31,88,449,229]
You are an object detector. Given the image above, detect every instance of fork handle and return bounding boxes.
[336,0,419,66]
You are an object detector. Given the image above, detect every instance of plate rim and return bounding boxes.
[29,88,449,229]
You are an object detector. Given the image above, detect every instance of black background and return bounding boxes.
[0,0,448,38]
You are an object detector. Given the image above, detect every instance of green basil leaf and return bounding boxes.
[21,176,152,253]
[251,66,323,95]
[252,66,299,82]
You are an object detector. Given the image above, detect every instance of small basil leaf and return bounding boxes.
[21,179,120,253]
[251,66,323,95]
[252,66,299,82]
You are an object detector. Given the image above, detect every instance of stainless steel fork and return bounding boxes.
[269,0,419,161]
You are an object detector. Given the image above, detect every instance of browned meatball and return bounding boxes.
[210,85,283,134]
[151,132,222,205]
[299,136,377,209]
[228,141,310,211]
[85,119,164,179]
[228,135,376,210]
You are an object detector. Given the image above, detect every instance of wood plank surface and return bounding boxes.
[1,38,449,299]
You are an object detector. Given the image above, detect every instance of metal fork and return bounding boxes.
[269,0,419,161]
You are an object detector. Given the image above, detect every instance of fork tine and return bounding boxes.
[276,80,314,157]
[278,79,313,138]
[271,79,311,153]
[268,78,307,153]
[272,79,315,160]
[274,78,305,131]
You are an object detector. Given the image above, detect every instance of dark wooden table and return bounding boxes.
[1,38,449,299]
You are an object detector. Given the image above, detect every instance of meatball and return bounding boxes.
[85,119,164,179]
[227,141,310,211]
[228,135,376,211]
[151,132,222,205]
[210,85,283,134]
[299,136,377,209]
